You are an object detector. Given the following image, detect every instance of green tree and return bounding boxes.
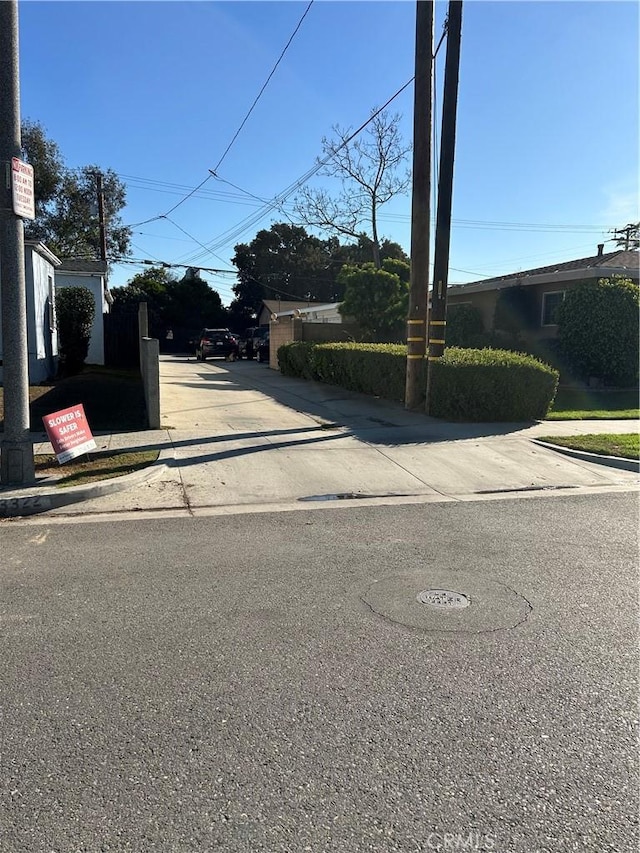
[20,120,131,260]
[231,223,343,319]
[164,268,226,331]
[56,286,95,375]
[338,261,409,341]
[21,120,64,230]
[294,110,411,268]
[111,266,176,337]
[557,276,639,385]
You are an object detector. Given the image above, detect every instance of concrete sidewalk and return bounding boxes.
[1,354,638,519]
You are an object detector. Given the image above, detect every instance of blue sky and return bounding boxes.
[18,0,639,303]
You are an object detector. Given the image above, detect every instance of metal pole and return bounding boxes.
[405,0,433,410]
[0,0,35,485]
[425,0,463,415]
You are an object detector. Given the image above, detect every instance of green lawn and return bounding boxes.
[539,433,639,460]
[548,387,639,420]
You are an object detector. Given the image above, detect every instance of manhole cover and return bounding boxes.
[417,589,470,609]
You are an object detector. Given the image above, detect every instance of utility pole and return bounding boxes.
[96,172,107,263]
[425,0,463,415]
[405,0,434,410]
[0,0,35,485]
[612,223,639,251]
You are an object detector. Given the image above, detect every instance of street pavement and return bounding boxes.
[1,353,638,521]
[0,493,637,851]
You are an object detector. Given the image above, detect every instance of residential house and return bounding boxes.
[446,246,639,343]
[0,240,61,384]
[256,299,320,326]
[55,258,111,365]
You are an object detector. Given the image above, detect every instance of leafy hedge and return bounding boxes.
[277,342,558,422]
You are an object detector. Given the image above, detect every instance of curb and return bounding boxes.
[531,439,640,473]
[0,450,174,519]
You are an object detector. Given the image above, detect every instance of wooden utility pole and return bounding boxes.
[405,0,434,409]
[425,0,463,415]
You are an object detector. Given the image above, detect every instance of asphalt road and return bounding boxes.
[0,493,638,852]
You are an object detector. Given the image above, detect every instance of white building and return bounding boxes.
[0,240,61,385]
[55,259,111,365]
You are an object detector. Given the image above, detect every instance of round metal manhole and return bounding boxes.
[417,589,470,609]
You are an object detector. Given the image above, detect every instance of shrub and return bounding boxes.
[429,347,558,421]
[557,276,639,386]
[277,341,316,379]
[278,342,558,421]
[446,303,484,346]
[493,285,538,334]
[337,263,408,341]
[56,286,95,375]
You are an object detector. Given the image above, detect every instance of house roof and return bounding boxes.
[261,299,320,314]
[449,249,639,295]
[275,302,341,318]
[57,258,108,275]
[24,240,61,267]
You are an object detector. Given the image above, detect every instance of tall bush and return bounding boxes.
[446,303,484,346]
[278,342,558,421]
[56,286,95,375]
[557,276,639,386]
[338,262,409,341]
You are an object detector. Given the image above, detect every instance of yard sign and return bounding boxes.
[43,404,97,464]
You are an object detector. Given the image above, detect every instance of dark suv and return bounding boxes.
[195,329,239,361]
[239,326,269,360]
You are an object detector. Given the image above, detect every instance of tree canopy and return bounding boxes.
[294,110,411,268]
[338,259,410,341]
[21,120,131,260]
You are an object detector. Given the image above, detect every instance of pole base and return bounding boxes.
[1,441,36,486]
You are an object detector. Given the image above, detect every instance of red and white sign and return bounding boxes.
[11,157,35,220]
[42,404,97,464]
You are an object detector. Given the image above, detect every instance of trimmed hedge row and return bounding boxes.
[277,342,559,422]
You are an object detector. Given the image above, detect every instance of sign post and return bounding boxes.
[42,405,97,464]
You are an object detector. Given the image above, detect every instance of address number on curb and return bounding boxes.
[0,496,52,517]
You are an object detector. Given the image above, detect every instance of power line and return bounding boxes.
[123,4,313,231]
[212,1,314,174]
[175,76,417,266]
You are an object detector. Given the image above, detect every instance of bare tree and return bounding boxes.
[294,110,410,268]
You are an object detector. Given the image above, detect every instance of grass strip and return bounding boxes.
[35,450,160,488]
[549,388,639,420]
[538,433,639,460]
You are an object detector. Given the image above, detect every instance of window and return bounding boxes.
[541,290,565,326]
[48,275,56,330]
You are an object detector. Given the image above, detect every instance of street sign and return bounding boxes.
[42,404,97,464]
[11,157,35,220]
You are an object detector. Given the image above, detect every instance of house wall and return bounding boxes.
[268,317,361,369]
[0,246,57,385]
[446,277,596,343]
[55,273,106,365]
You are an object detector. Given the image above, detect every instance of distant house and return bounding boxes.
[0,240,61,384]
[55,258,111,365]
[273,302,344,323]
[256,299,320,326]
[446,246,639,342]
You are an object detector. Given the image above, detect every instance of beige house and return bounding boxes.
[446,247,639,343]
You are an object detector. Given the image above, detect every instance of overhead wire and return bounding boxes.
[123,1,314,231]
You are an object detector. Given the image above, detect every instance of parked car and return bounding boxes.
[238,326,269,360]
[195,329,239,361]
[257,333,270,363]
